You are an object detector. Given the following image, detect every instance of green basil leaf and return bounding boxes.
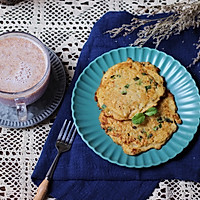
[132,113,145,125]
[145,107,158,116]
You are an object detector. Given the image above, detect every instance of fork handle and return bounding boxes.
[33,178,49,200]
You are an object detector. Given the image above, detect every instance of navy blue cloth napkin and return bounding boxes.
[32,11,200,200]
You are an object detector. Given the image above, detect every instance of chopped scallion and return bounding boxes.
[121,91,127,95]
[145,85,151,92]
[153,126,158,131]
[134,77,139,81]
[165,117,173,123]
[157,117,163,123]
[102,104,107,110]
[138,79,142,85]
[124,84,130,88]
[147,133,153,139]
[138,135,143,141]
[107,127,112,131]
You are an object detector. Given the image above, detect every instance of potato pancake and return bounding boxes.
[95,58,165,120]
[99,92,181,155]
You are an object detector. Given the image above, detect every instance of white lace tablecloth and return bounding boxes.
[0,0,200,199]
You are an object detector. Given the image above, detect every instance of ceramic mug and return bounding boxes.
[0,0,23,5]
[0,32,50,121]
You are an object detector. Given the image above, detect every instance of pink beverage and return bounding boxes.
[0,32,50,107]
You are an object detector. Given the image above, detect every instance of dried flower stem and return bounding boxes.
[106,1,200,66]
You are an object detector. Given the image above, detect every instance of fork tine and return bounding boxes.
[57,119,68,141]
[64,123,74,142]
[61,120,72,141]
[69,124,77,144]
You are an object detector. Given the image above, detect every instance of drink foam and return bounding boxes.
[0,36,47,93]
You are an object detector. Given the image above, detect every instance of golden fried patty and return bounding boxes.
[99,92,181,155]
[95,58,165,120]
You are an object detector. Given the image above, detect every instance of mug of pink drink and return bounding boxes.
[0,32,50,121]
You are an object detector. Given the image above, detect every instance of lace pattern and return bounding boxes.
[0,0,199,199]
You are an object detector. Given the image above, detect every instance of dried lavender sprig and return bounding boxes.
[187,37,200,68]
[105,17,158,38]
[106,1,200,66]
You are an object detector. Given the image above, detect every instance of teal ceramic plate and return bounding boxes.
[71,47,200,168]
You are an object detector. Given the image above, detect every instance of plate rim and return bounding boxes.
[71,46,200,168]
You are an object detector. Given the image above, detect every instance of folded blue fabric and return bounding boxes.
[32,11,200,200]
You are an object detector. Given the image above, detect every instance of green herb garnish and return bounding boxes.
[145,107,158,116]
[153,124,162,131]
[141,129,147,134]
[157,117,163,123]
[134,77,139,81]
[132,113,145,125]
[145,85,151,92]
[138,135,143,141]
[142,72,147,75]
[121,91,127,95]
[124,84,130,88]
[132,107,157,125]
[107,127,112,131]
[147,133,153,139]
[153,126,159,131]
[102,104,107,110]
[138,79,142,85]
[165,117,173,123]
[110,75,116,79]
